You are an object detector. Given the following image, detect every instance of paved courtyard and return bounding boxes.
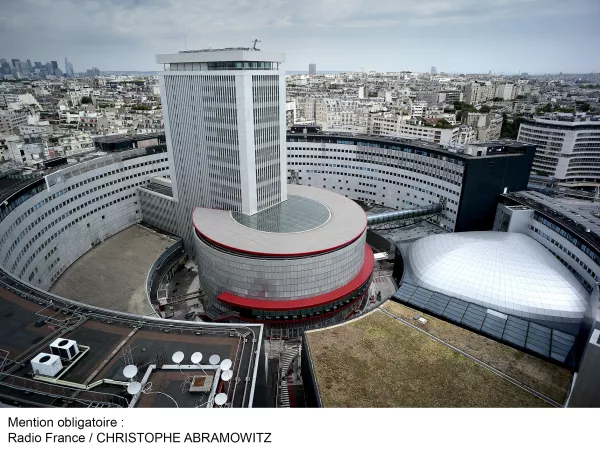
[50,225,176,316]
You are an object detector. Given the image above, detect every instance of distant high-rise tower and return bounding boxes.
[51,61,59,71]
[430,66,437,75]
[156,48,287,246]
[309,63,316,76]
[65,57,74,77]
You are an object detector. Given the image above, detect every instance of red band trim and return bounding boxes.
[217,245,374,311]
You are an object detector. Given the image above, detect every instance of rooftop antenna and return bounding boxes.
[214,392,228,407]
[127,381,142,396]
[190,352,203,365]
[252,39,261,51]
[219,359,232,371]
[123,364,138,380]
[184,26,188,51]
[172,351,184,364]
[221,369,233,382]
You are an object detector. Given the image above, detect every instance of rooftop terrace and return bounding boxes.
[0,274,262,408]
[504,190,600,253]
[305,302,571,407]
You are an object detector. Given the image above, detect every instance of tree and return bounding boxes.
[576,102,591,112]
[479,105,491,113]
[434,119,453,129]
[501,114,527,139]
[493,97,503,102]
[81,96,92,104]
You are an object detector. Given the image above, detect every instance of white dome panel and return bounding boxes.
[407,232,589,323]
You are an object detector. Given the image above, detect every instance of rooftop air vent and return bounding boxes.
[49,338,79,360]
[31,353,62,377]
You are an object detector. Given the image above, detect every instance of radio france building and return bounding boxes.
[286,130,536,232]
[0,48,536,342]
[139,48,374,335]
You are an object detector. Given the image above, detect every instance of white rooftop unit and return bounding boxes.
[31,353,63,377]
[49,338,80,360]
[374,252,389,261]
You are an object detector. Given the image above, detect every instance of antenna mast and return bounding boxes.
[252,39,261,51]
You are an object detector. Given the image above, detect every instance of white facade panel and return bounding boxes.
[0,153,169,289]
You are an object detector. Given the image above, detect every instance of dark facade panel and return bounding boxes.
[455,145,536,232]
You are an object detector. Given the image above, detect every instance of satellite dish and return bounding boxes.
[214,393,228,406]
[127,381,142,395]
[172,351,184,364]
[219,359,232,371]
[190,352,202,365]
[208,354,220,365]
[123,365,138,379]
[221,370,233,382]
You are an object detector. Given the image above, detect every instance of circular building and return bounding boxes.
[407,231,589,325]
[193,185,374,336]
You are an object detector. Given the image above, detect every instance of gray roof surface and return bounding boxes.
[193,185,366,256]
[516,191,600,237]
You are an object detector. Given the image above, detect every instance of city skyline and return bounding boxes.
[0,0,598,74]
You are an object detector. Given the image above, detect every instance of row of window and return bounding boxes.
[288,145,464,174]
[0,181,45,223]
[530,225,594,292]
[1,157,169,283]
[533,213,600,267]
[15,192,139,277]
[29,256,60,283]
[300,168,461,198]
[0,158,168,255]
[287,138,466,166]
[2,166,167,264]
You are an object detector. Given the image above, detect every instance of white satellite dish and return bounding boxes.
[190,352,203,365]
[219,359,232,371]
[172,351,184,364]
[209,354,220,365]
[123,365,138,379]
[221,370,233,382]
[127,381,142,396]
[214,393,228,406]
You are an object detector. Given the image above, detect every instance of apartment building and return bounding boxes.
[0,110,28,134]
[518,113,600,185]
[463,112,503,141]
[368,114,459,145]
[464,82,494,104]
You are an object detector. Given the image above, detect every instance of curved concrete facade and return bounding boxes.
[192,185,374,335]
[287,136,463,231]
[0,150,170,290]
[195,229,366,305]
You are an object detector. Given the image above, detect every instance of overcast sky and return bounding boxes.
[1,0,599,74]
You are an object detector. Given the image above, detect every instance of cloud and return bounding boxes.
[0,0,598,72]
